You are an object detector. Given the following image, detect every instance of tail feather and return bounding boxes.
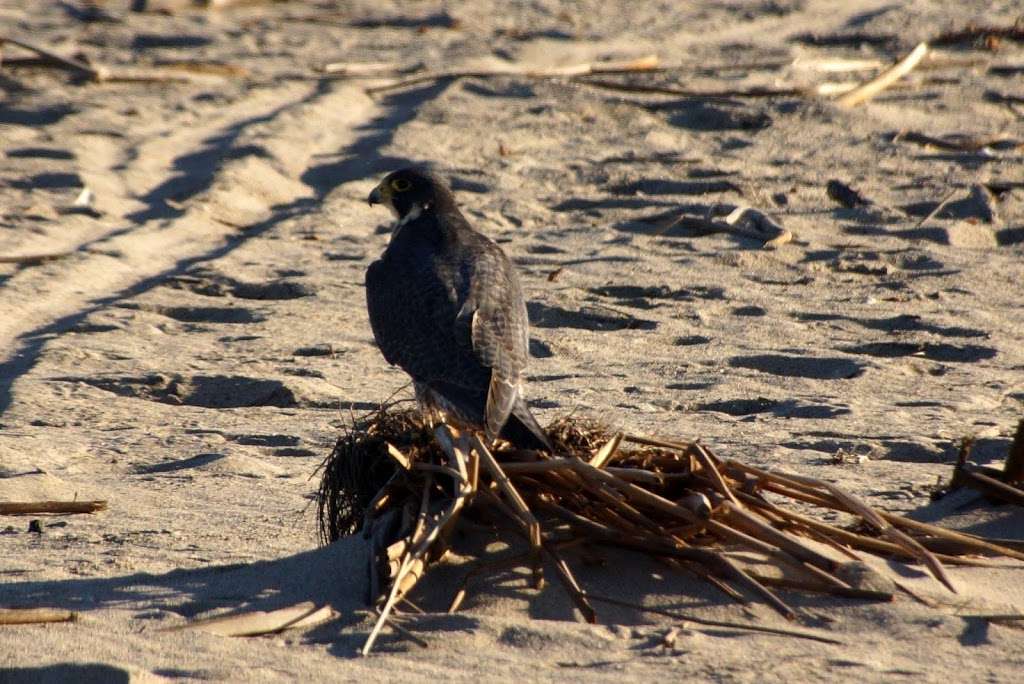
[499,400,553,451]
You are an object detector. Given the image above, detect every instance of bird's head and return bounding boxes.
[368,167,454,221]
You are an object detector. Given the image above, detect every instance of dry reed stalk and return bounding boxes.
[954,466,1024,507]
[878,513,1024,562]
[0,35,107,80]
[365,55,659,95]
[362,425,473,655]
[836,42,929,108]
[319,409,1024,654]
[471,435,543,587]
[689,444,741,506]
[588,432,623,468]
[802,478,955,592]
[543,544,598,623]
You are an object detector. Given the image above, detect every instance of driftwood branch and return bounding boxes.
[0,253,74,266]
[0,608,76,626]
[0,501,107,515]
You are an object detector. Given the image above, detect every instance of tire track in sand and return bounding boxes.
[0,81,378,414]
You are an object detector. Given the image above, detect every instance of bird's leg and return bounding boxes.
[469,434,544,589]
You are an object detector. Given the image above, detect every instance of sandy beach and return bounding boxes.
[1,1,1023,681]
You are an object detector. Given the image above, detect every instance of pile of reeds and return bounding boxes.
[316,408,1024,654]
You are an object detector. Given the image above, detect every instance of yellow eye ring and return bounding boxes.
[391,178,412,192]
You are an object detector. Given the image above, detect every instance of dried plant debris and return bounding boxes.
[317,408,1023,654]
[932,18,1024,50]
[939,420,1024,507]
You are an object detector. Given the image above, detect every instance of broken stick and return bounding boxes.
[836,42,929,108]
[0,501,107,515]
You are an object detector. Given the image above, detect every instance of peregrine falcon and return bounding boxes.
[365,167,552,452]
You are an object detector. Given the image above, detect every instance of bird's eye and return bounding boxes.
[391,178,412,192]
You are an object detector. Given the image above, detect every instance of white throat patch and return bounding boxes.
[393,204,422,230]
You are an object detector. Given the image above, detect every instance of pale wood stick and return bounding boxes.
[689,443,741,507]
[363,427,472,655]
[914,189,958,228]
[0,501,107,515]
[836,42,929,108]
[717,502,842,575]
[0,608,76,625]
[797,479,955,593]
[588,432,623,469]
[542,544,597,623]
[174,602,335,636]
[536,500,795,618]
[385,442,411,470]
[0,253,73,265]
[366,55,659,95]
[323,61,409,76]
[0,35,108,80]
[955,465,1024,507]
[878,512,1024,562]
[471,434,543,586]
[579,79,805,98]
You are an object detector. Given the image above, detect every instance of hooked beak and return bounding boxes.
[368,183,386,206]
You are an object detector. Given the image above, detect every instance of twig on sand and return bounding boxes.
[363,55,660,95]
[0,35,108,81]
[172,602,337,637]
[914,189,959,228]
[953,466,1024,507]
[322,61,421,76]
[894,130,1022,152]
[932,19,1024,48]
[578,79,805,99]
[0,608,77,626]
[0,501,107,515]
[583,594,843,645]
[0,253,73,266]
[0,35,243,84]
[836,42,929,108]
